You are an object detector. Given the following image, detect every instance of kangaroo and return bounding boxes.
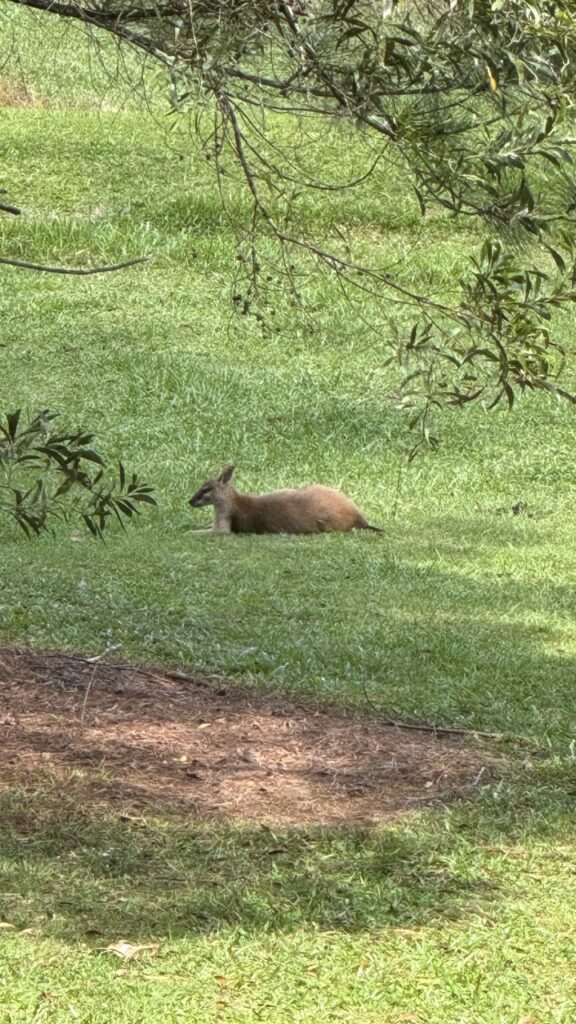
[189,466,382,535]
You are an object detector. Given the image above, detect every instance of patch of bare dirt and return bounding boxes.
[0,647,502,826]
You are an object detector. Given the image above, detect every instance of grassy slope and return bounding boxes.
[0,10,575,1024]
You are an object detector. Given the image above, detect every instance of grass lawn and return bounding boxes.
[0,8,575,1023]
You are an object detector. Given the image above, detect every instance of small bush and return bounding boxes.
[0,408,156,537]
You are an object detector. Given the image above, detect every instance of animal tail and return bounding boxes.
[357,516,383,533]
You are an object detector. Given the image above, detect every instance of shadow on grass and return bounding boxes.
[0,761,573,944]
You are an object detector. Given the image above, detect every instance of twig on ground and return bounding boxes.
[30,649,503,739]
[360,677,503,739]
[40,650,225,689]
[379,718,503,740]
[79,660,100,731]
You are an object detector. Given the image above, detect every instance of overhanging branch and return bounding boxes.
[0,255,149,274]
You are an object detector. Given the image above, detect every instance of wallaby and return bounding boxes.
[189,466,382,535]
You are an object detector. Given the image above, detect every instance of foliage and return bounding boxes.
[0,56,574,1018]
[0,409,155,537]
[6,0,576,433]
[394,237,576,449]
[1,92,576,744]
[0,92,152,541]
[0,32,574,1021]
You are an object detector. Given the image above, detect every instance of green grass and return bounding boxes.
[1,9,576,1023]
[0,775,575,1023]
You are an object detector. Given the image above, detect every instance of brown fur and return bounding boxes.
[189,466,382,535]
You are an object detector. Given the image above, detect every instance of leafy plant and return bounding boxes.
[392,235,576,451]
[8,0,576,434]
[0,409,156,537]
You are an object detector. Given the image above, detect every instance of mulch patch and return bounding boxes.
[0,646,502,826]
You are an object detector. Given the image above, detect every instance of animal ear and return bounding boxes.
[219,465,235,484]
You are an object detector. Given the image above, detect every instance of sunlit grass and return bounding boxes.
[2,37,576,747]
[1,10,576,1023]
[0,774,575,1023]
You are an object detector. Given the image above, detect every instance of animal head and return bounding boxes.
[189,465,235,508]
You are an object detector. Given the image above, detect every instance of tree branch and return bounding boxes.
[0,255,149,275]
[7,0,180,69]
[8,0,182,22]
[0,202,22,216]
